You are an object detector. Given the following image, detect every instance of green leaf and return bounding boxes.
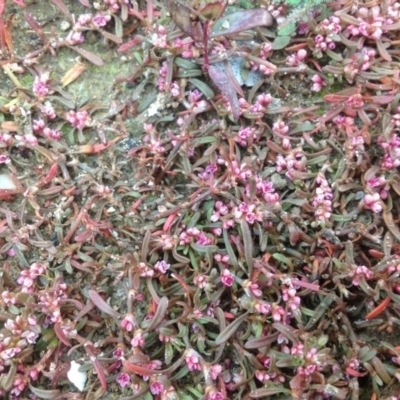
[272,35,291,49]
[278,22,297,36]
[189,79,215,99]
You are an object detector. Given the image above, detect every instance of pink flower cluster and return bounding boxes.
[32,72,50,98]
[39,283,67,325]
[121,313,137,332]
[235,126,257,147]
[310,75,326,92]
[137,262,155,278]
[252,43,273,75]
[313,16,342,55]
[131,329,145,348]
[286,49,307,67]
[378,132,400,170]
[228,159,253,182]
[346,6,399,40]
[343,48,376,83]
[249,93,273,114]
[174,37,196,58]
[350,265,374,286]
[154,260,170,274]
[17,263,46,293]
[198,162,218,181]
[362,192,383,213]
[4,315,40,345]
[151,25,168,48]
[255,369,285,384]
[312,172,333,224]
[103,0,129,13]
[66,110,89,130]
[211,201,233,228]
[233,202,262,224]
[246,177,279,204]
[276,150,306,180]
[272,119,290,149]
[186,349,202,371]
[220,269,235,287]
[282,286,301,313]
[179,228,213,246]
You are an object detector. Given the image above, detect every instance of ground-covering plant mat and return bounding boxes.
[1,0,400,399]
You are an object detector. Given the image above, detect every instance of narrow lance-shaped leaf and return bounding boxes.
[50,0,73,21]
[67,46,104,67]
[240,220,253,276]
[215,311,249,345]
[24,13,48,43]
[124,353,184,376]
[249,387,292,398]
[1,361,17,391]
[85,346,107,391]
[223,229,238,267]
[272,323,299,343]
[29,386,61,399]
[88,290,121,319]
[145,296,169,332]
[304,296,334,330]
[54,322,71,347]
[383,209,400,241]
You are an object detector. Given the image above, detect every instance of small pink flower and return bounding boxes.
[131,330,145,348]
[363,193,382,213]
[33,72,50,97]
[286,49,307,66]
[33,118,45,133]
[220,269,234,287]
[150,380,165,395]
[255,301,271,315]
[209,364,222,380]
[154,260,170,274]
[208,391,225,400]
[193,274,207,289]
[186,353,202,371]
[0,154,10,164]
[121,314,137,332]
[16,133,38,147]
[77,14,92,26]
[66,110,89,130]
[92,14,111,27]
[170,81,180,97]
[116,372,131,388]
[310,75,325,92]
[351,265,374,286]
[66,31,85,45]
[113,348,124,358]
[42,102,56,119]
[43,127,61,141]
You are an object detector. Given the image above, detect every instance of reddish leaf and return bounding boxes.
[370,94,395,104]
[208,65,240,121]
[67,46,104,66]
[167,0,203,41]
[24,13,48,43]
[88,290,121,319]
[50,0,73,22]
[118,37,142,52]
[211,9,273,38]
[54,322,72,346]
